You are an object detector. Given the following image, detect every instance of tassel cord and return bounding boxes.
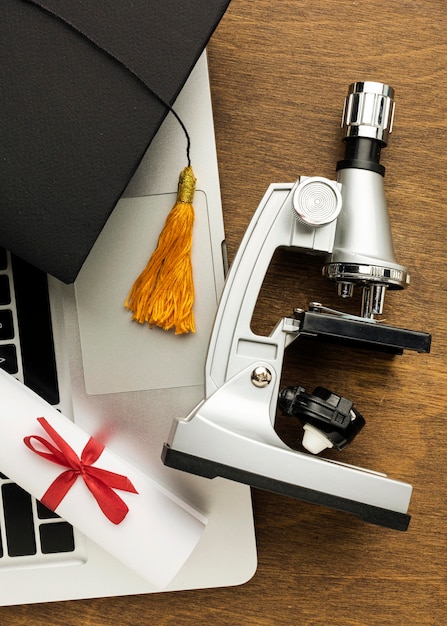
[23,0,191,165]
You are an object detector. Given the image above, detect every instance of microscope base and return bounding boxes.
[162,413,412,532]
[162,445,410,531]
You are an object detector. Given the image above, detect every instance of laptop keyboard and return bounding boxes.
[0,248,79,566]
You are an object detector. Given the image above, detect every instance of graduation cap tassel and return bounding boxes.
[125,165,196,334]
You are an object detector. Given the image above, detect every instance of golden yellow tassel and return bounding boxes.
[124,166,196,334]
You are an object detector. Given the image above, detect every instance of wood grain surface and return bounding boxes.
[2,1,446,624]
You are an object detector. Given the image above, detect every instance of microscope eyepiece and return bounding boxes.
[337,82,395,176]
[341,81,395,145]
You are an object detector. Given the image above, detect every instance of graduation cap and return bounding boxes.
[1,0,231,290]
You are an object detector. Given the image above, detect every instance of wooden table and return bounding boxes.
[4,1,446,623]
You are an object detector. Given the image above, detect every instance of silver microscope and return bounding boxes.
[163,82,431,531]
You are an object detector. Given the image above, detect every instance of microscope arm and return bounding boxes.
[205,181,337,399]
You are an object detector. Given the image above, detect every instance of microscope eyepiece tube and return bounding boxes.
[337,137,385,176]
[323,82,409,319]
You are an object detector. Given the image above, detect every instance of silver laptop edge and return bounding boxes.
[0,52,256,606]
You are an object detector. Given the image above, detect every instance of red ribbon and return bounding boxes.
[23,417,138,525]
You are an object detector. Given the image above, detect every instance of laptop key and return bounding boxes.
[37,500,60,520]
[11,254,59,405]
[2,483,37,557]
[39,522,75,554]
[0,344,18,375]
[0,248,7,271]
[0,275,11,306]
[0,310,14,340]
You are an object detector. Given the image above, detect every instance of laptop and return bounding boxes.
[0,52,257,606]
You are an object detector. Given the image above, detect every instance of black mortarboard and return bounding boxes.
[1,0,230,283]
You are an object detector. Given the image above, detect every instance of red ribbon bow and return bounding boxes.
[24,417,138,525]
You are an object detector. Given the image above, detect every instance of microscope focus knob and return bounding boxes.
[292,176,342,227]
[278,385,366,453]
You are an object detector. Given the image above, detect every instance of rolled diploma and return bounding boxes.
[0,369,206,588]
